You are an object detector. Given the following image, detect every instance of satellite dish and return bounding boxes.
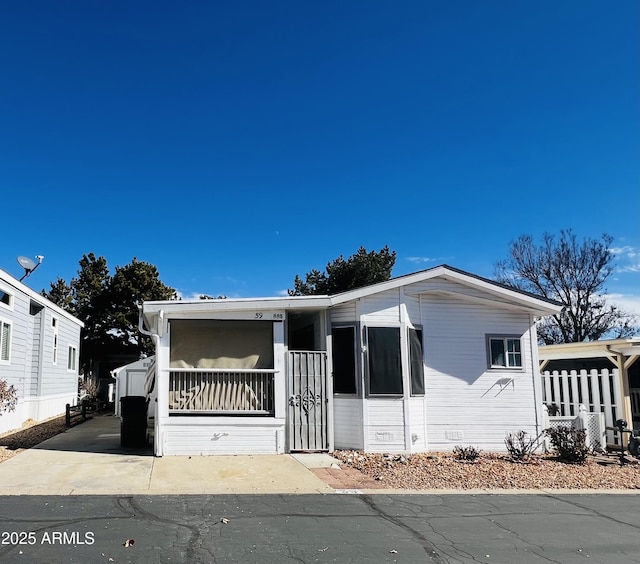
[16,255,44,282]
[17,256,37,271]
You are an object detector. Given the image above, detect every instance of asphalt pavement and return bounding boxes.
[2,493,640,563]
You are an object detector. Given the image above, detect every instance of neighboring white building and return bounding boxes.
[112,356,156,418]
[0,268,84,435]
[140,265,562,456]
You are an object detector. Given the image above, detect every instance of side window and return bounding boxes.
[0,319,11,363]
[332,326,357,394]
[367,327,402,395]
[52,317,58,364]
[67,345,77,372]
[488,336,523,369]
[0,289,12,309]
[409,328,425,396]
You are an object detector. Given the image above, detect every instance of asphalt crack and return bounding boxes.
[360,494,451,563]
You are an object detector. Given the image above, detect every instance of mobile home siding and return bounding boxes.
[422,295,537,451]
[329,303,356,324]
[333,397,364,449]
[0,270,82,435]
[161,419,285,455]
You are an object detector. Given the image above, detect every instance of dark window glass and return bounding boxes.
[332,327,356,394]
[367,327,402,395]
[0,291,10,306]
[409,328,424,395]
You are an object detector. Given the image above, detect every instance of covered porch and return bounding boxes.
[539,338,640,431]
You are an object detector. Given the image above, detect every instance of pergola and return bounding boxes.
[539,338,640,428]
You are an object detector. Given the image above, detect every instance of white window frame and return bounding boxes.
[67,344,78,372]
[487,335,523,370]
[0,318,11,364]
[52,316,59,365]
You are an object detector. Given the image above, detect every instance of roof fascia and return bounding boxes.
[329,265,563,314]
[142,295,332,316]
[539,339,640,360]
[0,268,84,327]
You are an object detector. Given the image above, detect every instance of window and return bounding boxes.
[409,328,425,395]
[332,326,357,394]
[0,289,12,309]
[170,319,274,369]
[67,345,77,372]
[52,317,58,364]
[367,327,402,395]
[488,336,523,369]
[0,320,11,362]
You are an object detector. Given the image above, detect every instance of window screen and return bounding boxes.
[409,328,424,395]
[332,326,357,394]
[367,327,402,395]
[170,320,274,369]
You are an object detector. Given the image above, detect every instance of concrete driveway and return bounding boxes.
[0,415,339,495]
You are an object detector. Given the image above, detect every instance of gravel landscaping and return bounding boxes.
[0,415,68,463]
[331,450,640,490]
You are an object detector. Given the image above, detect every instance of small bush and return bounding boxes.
[504,430,539,462]
[0,379,18,414]
[545,427,589,464]
[453,445,481,462]
[545,403,561,416]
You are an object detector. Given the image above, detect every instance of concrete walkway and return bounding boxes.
[0,415,340,495]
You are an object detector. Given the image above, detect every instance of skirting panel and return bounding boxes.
[161,422,285,455]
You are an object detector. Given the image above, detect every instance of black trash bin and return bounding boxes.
[120,396,148,448]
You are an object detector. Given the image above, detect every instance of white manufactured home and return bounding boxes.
[140,265,562,456]
[0,268,83,435]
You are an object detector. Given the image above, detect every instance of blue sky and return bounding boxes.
[1,1,638,314]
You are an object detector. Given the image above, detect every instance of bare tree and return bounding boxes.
[494,230,638,344]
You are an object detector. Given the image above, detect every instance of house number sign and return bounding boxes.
[254,312,285,320]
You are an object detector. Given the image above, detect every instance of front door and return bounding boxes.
[288,351,329,451]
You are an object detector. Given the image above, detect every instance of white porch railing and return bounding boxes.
[169,369,275,415]
[542,369,621,445]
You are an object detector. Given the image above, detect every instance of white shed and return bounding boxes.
[112,356,156,418]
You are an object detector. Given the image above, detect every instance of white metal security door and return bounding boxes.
[288,351,328,451]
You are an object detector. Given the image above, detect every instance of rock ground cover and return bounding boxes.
[331,450,640,490]
[0,415,68,463]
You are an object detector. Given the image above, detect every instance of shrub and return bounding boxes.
[504,430,539,462]
[0,379,18,414]
[545,426,589,464]
[545,403,561,416]
[453,445,481,462]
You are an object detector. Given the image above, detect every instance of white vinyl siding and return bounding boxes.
[421,294,537,452]
[365,398,406,452]
[333,397,364,449]
[161,418,285,455]
[0,271,82,435]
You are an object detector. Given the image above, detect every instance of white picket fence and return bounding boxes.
[541,369,621,446]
